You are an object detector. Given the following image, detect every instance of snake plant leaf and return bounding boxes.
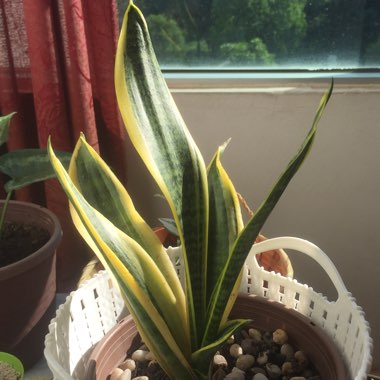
[71,210,195,380]
[0,149,71,192]
[203,81,334,344]
[0,112,16,146]
[192,318,251,375]
[65,135,189,353]
[71,207,195,379]
[69,135,187,333]
[115,1,208,348]
[206,141,244,300]
[48,140,196,379]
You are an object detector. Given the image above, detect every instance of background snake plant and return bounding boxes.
[48,1,332,378]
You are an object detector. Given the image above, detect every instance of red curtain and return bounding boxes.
[0,0,127,291]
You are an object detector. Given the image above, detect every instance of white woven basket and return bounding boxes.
[44,237,372,380]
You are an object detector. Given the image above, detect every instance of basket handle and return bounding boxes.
[247,236,348,300]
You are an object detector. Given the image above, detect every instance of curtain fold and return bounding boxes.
[0,0,127,291]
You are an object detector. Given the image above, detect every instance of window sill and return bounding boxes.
[164,69,380,93]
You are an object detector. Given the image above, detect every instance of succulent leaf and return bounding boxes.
[48,139,195,379]
[192,318,251,374]
[115,1,209,348]
[48,0,333,377]
[206,141,244,300]
[202,81,333,345]
[70,136,186,321]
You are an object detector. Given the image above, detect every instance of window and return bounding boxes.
[117,0,380,70]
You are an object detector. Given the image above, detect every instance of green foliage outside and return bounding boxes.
[365,38,380,65]
[116,0,380,68]
[145,15,187,63]
[219,39,274,66]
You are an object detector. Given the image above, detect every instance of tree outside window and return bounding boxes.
[117,0,380,69]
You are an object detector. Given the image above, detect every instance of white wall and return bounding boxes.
[124,77,380,373]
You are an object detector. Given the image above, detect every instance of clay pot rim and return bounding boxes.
[0,200,62,278]
[85,293,350,379]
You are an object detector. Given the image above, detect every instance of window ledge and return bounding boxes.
[165,69,380,93]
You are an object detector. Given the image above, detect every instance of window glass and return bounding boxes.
[116,0,380,70]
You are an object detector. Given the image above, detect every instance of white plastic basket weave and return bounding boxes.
[44,237,372,380]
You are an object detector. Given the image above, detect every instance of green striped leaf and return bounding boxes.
[206,141,243,300]
[203,81,334,344]
[48,140,196,379]
[192,318,251,375]
[70,135,187,337]
[115,2,208,348]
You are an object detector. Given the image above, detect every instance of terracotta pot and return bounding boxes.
[0,201,62,369]
[153,226,179,248]
[153,228,294,277]
[84,293,349,380]
[255,234,293,277]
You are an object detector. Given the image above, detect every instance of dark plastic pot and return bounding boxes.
[85,293,349,380]
[0,201,62,369]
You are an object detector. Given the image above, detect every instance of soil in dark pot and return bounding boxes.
[0,201,62,370]
[84,293,350,380]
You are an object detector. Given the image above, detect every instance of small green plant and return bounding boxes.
[0,112,70,236]
[48,2,332,379]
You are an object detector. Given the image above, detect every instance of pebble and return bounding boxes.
[119,358,136,371]
[110,367,123,380]
[241,338,257,355]
[248,328,262,343]
[272,329,288,345]
[212,367,226,380]
[256,351,268,365]
[281,361,294,376]
[253,373,269,380]
[225,367,245,380]
[294,351,308,367]
[252,366,267,375]
[263,331,273,345]
[236,354,255,371]
[118,369,132,380]
[280,343,294,361]
[214,326,319,380]
[131,349,149,362]
[109,327,320,380]
[265,363,281,379]
[214,354,228,367]
[229,343,243,358]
